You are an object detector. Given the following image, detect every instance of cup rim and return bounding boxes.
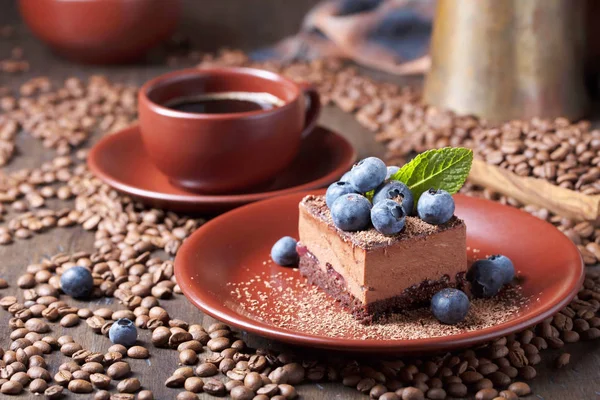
[139,67,302,120]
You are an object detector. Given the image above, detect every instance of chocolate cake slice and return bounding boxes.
[297,195,467,323]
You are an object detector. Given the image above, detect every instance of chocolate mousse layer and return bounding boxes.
[298,195,468,322]
[297,247,468,323]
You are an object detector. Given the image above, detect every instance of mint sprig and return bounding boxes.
[390,147,473,202]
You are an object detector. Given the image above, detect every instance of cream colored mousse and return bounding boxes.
[298,195,467,305]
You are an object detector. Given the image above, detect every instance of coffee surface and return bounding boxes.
[164,92,284,114]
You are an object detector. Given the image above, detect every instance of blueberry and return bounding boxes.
[325,181,359,208]
[348,157,387,192]
[467,259,504,298]
[330,193,372,231]
[60,266,94,299]
[371,199,406,235]
[108,318,137,347]
[386,165,400,180]
[417,188,455,225]
[340,170,353,182]
[487,254,515,284]
[271,236,298,266]
[431,288,470,325]
[372,181,414,215]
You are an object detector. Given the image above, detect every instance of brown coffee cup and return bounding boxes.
[138,67,321,193]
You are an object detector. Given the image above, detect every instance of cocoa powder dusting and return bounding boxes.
[301,195,463,249]
[229,268,525,340]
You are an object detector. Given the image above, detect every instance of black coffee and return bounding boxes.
[164,92,284,114]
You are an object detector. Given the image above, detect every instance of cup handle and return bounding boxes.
[298,82,321,138]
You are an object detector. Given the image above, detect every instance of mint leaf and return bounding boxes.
[390,147,473,202]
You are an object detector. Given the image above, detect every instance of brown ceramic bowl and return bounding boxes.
[175,190,584,354]
[19,0,180,64]
[138,67,321,194]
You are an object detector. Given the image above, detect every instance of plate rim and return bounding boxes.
[87,124,357,206]
[175,190,585,353]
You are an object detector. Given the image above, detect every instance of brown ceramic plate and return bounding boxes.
[87,125,355,214]
[175,190,584,354]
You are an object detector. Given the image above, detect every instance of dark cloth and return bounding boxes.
[251,0,435,75]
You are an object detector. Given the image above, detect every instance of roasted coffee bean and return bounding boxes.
[518,365,537,380]
[94,390,110,400]
[473,378,494,391]
[60,313,80,327]
[184,376,204,393]
[10,371,30,386]
[108,344,128,356]
[203,378,225,396]
[282,363,304,385]
[107,362,130,379]
[90,373,111,389]
[425,388,446,400]
[117,377,141,393]
[368,384,387,399]
[179,349,198,365]
[68,379,93,393]
[230,385,255,400]
[60,342,82,356]
[104,351,123,365]
[173,367,194,378]
[44,384,64,399]
[72,370,90,381]
[269,367,289,384]
[169,331,193,348]
[219,358,236,373]
[86,316,105,333]
[508,382,531,396]
[207,337,230,352]
[221,348,238,359]
[498,390,518,399]
[195,363,218,377]
[1,380,22,394]
[227,368,247,381]
[357,377,376,393]
[27,366,50,380]
[446,382,467,398]
[244,371,263,391]
[475,388,498,400]
[82,362,104,374]
[151,326,171,347]
[29,378,48,393]
[257,383,279,396]
[59,361,80,372]
[29,355,46,368]
[178,340,203,353]
[226,379,244,392]
[138,390,154,400]
[176,392,198,400]
[54,370,72,386]
[24,318,49,333]
[165,375,185,388]
[127,346,149,359]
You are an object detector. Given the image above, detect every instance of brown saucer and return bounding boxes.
[174,190,584,354]
[87,125,356,214]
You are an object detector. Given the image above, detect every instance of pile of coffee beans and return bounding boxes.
[1,75,137,156]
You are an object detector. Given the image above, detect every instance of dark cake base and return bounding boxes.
[298,247,468,324]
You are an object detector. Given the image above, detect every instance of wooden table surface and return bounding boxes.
[1,1,599,399]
